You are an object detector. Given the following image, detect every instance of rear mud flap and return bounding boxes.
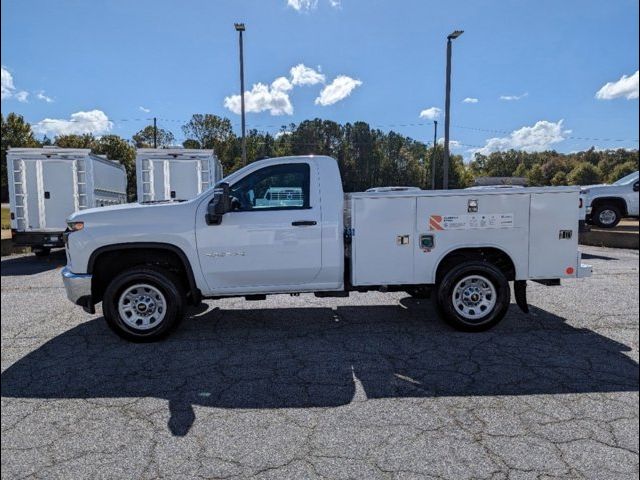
[514,280,529,314]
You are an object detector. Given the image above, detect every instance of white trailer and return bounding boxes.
[135,149,223,202]
[6,147,127,255]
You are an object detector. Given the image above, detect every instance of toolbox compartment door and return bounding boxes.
[351,196,416,285]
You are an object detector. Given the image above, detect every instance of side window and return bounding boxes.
[230,163,310,211]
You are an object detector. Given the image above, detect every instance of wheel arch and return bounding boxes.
[590,196,628,216]
[434,246,517,283]
[88,242,201,305]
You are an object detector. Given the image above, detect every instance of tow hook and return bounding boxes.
[514,280,529,314]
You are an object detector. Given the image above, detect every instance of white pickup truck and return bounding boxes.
[62,155,592,341]
[581,171,639,228]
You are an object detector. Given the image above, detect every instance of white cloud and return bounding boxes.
[287,0,318,11]
[314,75,362,106]
[14,91,29,102]
[224,80,293,116]
[275,130,292,139]
[33,110,114,136]
[36,91,54,103]
[271,76,293,91]
[463,97,478,103]
[1,66,16,100]
[1,66,29,102]
[419,107,441,120]
[499,92,528,101]
[595,70,639,100]
[473,120,570,156]
[329,0,342,8]
[290,64,325,86]
[138,106,151,113]
[437,138,462,149]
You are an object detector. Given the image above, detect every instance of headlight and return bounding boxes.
[67,221,84,232]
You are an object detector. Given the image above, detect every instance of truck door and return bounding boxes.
[195,161,323,293]
[40,160,77,230]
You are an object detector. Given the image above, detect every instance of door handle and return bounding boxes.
[292,220,317,226]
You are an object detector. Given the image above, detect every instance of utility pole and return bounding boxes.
[235,23,247,165]
[153,117,157,148]
[431,120,438,190]
[443,30,463,189]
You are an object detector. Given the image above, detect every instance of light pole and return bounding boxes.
[431,120,438,190]
[443,29,463,189]
[234,23,247,165]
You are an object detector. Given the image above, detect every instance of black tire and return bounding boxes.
[435,261,510,332]
[592,203,622,228]
[33,247,51,257]
[405,286,431,299]
[103,266,185,342]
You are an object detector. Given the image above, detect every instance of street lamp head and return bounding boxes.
[447,30,464,40]
[234,23,245,31]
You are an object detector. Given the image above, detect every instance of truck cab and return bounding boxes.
[62,155,591,341]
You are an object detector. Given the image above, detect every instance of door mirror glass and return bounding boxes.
[206,182,231,225]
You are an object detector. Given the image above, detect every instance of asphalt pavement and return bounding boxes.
[1,246,638,479]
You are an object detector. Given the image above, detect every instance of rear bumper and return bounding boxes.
[61,266,94,312]
[13,231,65,248]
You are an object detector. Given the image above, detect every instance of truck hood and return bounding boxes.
[67,200,195,224]
[581,184,608,190]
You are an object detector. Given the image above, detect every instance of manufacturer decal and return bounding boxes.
[429,213,514,230]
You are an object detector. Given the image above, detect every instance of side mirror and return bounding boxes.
[206,182,231,225]
[634,182,639,192]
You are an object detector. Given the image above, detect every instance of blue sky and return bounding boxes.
[1,0,638,158]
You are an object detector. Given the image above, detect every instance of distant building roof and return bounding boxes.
[474,176,527,187]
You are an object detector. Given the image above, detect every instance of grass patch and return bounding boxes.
[1,206,10,230]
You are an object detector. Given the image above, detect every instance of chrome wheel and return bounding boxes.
[598,209,617,225]
[118,283,167,330]
[452,275,497,322]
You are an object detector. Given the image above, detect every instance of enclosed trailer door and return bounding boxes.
[41,160,77,230]
[169,160,200,199]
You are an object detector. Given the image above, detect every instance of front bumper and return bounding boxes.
[61,267,94,313]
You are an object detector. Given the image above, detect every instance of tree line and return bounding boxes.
[1,112,638,202]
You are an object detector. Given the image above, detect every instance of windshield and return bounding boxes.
[613,171,639,185]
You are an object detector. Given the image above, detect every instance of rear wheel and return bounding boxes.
[435,261,510,332]
[592,203,621,228]
[103,267,184,342]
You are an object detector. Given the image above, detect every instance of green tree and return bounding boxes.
[551,171,568,186]
[1,113,40,201]
[92,135,137,200]
[567,163,601,186]
[54,134,96,148]
[527,165,545,186]
[182,114,236,172]
[132,125,175,148]
[182,139,201,149]
[608,161,638,184]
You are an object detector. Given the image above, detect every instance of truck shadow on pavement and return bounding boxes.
[2,301,638,436]
[0,250,66,276]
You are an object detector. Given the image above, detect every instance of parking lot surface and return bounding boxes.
[1,246,638,479]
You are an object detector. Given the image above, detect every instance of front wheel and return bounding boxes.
[33,247,51,257]
[592,204,621,228]
[103,267,184,342]
[436,262,510,332]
